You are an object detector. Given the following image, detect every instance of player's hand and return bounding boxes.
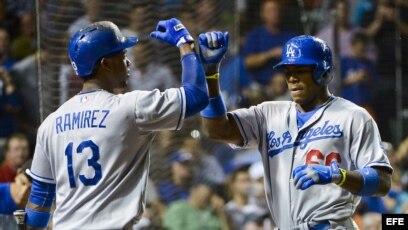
[150,18,194,47]
[10,173,32,208]
[292,161,342,190]
[198,31,229,64]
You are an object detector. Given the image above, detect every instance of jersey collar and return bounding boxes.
[78,89,104,95]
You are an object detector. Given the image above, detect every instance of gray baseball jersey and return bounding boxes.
[29,88,186,229]
[229,97,391,229]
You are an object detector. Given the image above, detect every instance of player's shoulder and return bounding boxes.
[36,110,58,139]
[243,100,294,116]
[256,100,293,110]
[331,97,373,120]
[229,101,293,119]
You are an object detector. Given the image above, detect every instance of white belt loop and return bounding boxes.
[285,223,310,230]
[299,222,309,230]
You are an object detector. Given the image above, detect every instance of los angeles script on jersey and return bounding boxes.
[55,110,110,134]
[267,120,343,157]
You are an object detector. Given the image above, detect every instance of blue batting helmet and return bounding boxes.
[274,35,333,86]
[68,21,138,77]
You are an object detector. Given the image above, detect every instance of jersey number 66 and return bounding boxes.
[305,149,342,166]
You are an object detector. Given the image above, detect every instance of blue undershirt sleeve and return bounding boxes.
[180,52,209,118]
[25,178,55,228]
[28,178,56,208]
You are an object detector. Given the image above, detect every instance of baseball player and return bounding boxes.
[24,19,209,229]
[199,32,392,229]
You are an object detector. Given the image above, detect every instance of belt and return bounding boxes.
[275,220,331,230]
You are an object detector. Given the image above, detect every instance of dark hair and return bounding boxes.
[225,165,250,199]
[4,133,29,152]
[351,32,368,46]
[229,165,250,183]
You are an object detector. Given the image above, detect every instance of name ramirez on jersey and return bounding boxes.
[55,110,110,134]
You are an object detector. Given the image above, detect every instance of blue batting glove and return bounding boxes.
[198,31,229,64]
[292,161,342,190]
[150,18,194,47]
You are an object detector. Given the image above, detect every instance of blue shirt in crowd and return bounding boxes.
[0,183,19,215]
[158,181,190,206]
[243,26,295,85]
[340,57,376,106]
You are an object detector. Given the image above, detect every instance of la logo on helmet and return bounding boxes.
[286,44,301,59]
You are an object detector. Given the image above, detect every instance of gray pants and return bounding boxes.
[274,218,359,230]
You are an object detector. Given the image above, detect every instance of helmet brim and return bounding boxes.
[101,36,138,58]
[273,58,316,70]
[115,36,139,53]
[122,36,139,48]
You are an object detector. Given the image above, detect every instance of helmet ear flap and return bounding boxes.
[313,70,329,86]
[313,63,332,86]
[319,71,333,86]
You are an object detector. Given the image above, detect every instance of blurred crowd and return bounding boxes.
[1,0,408,229]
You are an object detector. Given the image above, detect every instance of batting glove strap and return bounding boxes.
[25,207,51,228]
[150,18,192,47]
[330,161,342,184]
[176,35,194,47]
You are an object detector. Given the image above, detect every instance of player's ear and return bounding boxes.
[100,57,113,72]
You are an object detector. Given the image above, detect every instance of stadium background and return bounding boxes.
[34,0,408,144]
[1,0,408,229]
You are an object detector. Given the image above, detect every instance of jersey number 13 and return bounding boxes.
[65,140,102,188]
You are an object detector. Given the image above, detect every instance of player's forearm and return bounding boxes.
[26,201,51,230]
[24,179,55,229]
[202,116,236,142]
[204,63,221,97]
[201,64,228,140]
[339,167,391,196]
[338,170,363,194]
[179,43,194,56]
[201,63,243,145]
[201,74,231,142]
[180,44,209,118]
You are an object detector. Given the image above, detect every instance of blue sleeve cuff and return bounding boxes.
[183,84,208,118]
[0,183,19,215]
[200,95,227,118]
[356,167,380,196]
[25,207,51,228]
